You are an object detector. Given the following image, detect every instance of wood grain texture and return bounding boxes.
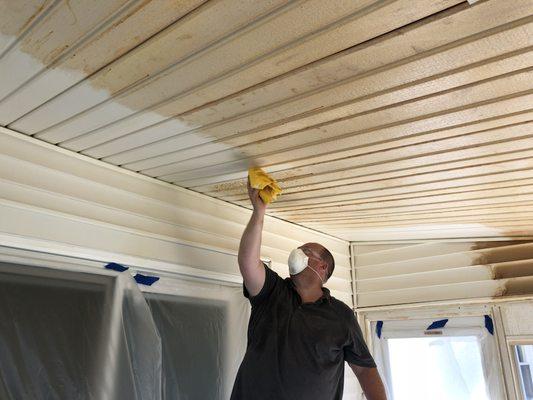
[1,0,532,241]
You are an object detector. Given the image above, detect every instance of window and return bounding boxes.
[387,336,488,400]
[515,344,533,400]
[371,316,504,400]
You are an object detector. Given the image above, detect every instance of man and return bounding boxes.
[230,179,387,399]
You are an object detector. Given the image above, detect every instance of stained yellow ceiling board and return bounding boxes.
[329,220,533,234]
[299,206,533,226]
[298,213,533,230]
[138,68,533,178]
[266,177,533,214]
[219,153,533,203]
[272,191,533,220]
[0,0,133,100]
[164,1,530,139]
[243,167,533,209]
[288,183,533,220]
[0,0,118,61]
[0,0,207,123]
[280,166,533,210]
[29,0,463,150]
[247,126,533,204]
[1,0,532,242]
[343,231,533,243]
[116,46,533,172]
[0,0,52,50]
[120,33,533,172]
[287,201,533,223]
[328,222,533,235]
[21,0,450,139]
[161,92,533,187]
[154,69,533,180]
[270,186,533,219]
[147,45,532,172]
[87,10,533,166]
[184,103,533,193]
[306,215,533,229]
[190,109,533,196]
[9,0,290,135]
[63,0,530,162]
[308,214,533,240]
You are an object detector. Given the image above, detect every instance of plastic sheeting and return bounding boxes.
[0,255,361,400]
[142,276,250,400]
[0,261,161,400]
[147,295,226,399]
[371,316,505,400]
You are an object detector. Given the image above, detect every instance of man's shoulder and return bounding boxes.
[329,296,357,320]
[263,265,293,297]
[329,295,352,310]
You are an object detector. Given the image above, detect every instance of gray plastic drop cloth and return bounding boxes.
[0,262,162,400]
[143,278,250,400]
[147,295,226,399]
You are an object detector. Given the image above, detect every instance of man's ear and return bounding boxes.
[320,260,329,275]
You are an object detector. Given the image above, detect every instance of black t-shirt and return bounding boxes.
[230,263,375,400]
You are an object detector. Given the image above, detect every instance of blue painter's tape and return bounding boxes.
[134,273,160,286]
[105,262,128,272]
[427,319,449,330]
[484,315,494,335]
[376,321,383,339]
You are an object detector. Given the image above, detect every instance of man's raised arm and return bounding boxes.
[238,178,268,297]
[349,363,388,400]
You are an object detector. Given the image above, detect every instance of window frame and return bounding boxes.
[508,338,533,400]
[361,306,508,400]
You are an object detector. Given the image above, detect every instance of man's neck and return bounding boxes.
[292,275,323,303]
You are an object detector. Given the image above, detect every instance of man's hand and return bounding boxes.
[247,177,267,214]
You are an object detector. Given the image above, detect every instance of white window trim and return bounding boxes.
[362,306,510,400]
[506,337,533,400]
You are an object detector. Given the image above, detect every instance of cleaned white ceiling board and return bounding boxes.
[1,0,532,242]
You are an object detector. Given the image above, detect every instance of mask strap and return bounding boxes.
[307,265,325,284]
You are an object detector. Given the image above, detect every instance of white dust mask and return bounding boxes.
[288,248,308,275]
[288,248,325,283]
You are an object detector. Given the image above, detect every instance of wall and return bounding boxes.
[352,241,533,308]
[0,127,353,306]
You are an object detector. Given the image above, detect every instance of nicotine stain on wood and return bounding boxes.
[502,276,533,296]
[354,238,533,307]
[481,238,533,297]
[492,260,533,280]
[0,0,532,241]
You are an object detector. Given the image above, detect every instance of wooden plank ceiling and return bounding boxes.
[1,0,532,242]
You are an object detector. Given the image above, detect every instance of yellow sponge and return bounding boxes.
[248,167,282,204]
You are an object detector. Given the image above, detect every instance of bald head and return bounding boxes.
[299,242,335,281]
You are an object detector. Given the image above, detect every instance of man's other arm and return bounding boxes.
[238,178,267,297]
[349,364,387,400]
